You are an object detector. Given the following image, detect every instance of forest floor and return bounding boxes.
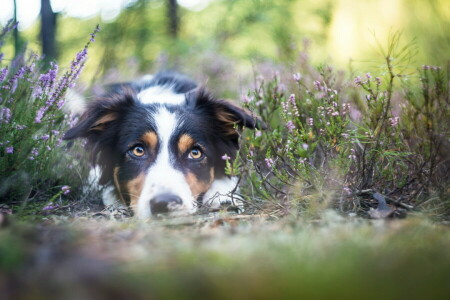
[1,204,450,300]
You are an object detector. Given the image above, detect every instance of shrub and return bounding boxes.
[236,34,449,218]
[0,20,100,204]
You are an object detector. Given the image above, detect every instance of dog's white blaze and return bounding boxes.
[136,107,194,219]
[137,85,186,105]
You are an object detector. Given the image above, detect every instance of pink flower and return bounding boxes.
[221,154,231,160]
[242,94,253,103]
[286,120,295,132]
[61,185,71,195]
[265,158,275,168]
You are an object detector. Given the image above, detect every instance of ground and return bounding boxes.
[1,208,450,300]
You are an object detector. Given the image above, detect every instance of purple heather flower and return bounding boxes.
[422,65,430,70]
[293,72,302,81]
[5,146,13,154]
[365,73,372,79]
[313,80,322,90]
[51,130,60,135]
[388,117,399,127]
[255,131,262,137]
[241,94,253,103]
[354,76,362,86]
[32,86,43,98]
[35,107,46,123]
[375,77,382,86]
[281,101,289,115]
[0,107,11,123]
[286,120,295,132]
[16,67,26,79]
[265,158,275,169]
[56,99,65,109]
[41,134,50,141]
[221,154,231,160]
[0,67,8,82]
[39,62,59,89]
[289,94,296,105]
[31,148,39,156]
[307,118,314,126]
[16,124,26,130]
[61,185,71,195]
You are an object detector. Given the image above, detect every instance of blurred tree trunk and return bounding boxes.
[167,0,179,38]
[13,0,21,56]
[40,0,57,61]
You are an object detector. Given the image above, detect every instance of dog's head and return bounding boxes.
[64,81,261,218]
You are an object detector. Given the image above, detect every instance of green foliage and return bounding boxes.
[0,22,99,202]
[234,34,449,217]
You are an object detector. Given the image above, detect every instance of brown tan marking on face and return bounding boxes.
[141,131,158,154]
[113,166,127,205]
[124,173,145,210]
[185,168,214,198]
[178,134,195,156]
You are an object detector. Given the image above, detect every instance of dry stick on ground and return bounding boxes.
[355,189,414,210]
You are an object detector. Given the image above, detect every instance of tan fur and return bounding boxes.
[142,131,158,153]
[125,173,145,209]
[216,99,254,136]
[90,113,118,131]
[178,134,195,156]
[113,167,127,205]
[185,168,214,198]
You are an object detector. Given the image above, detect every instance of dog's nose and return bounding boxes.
[150,193,183,214]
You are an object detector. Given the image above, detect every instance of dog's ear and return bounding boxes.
[63,90,136,140]
[186,88,265,136]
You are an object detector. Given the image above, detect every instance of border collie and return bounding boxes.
[64,72,261,219]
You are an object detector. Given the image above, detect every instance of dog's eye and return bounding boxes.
[188,147,203,160]
[129,145,145,158]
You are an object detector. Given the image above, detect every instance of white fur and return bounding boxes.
[203,176,242,208]
[137,85,186,105]
[91,85,243,218]
[63,90,87,115]
[136,107,195,219]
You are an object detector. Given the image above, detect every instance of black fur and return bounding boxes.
[64,72,261,197]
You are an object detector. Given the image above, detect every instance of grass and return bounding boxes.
[1,213,450,299]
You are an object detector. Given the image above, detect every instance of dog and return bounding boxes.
[64,72,261,219]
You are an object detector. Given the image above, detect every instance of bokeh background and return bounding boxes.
[1,0,449,95]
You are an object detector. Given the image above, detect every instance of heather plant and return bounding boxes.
[237,35,449,218]
[0,21,100,203]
